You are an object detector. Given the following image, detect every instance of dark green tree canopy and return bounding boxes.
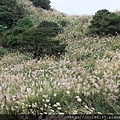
[2,17,33,48]
[21,21,67,58]
[38,20,63,34]
[2,20,67,59]
[0,0,17,7]
[88,9,120,36]
[0,0,66,60]
[0,0,24,29]
[29,0,51,10]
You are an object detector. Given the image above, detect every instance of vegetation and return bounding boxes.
[29,0,51,10]
[0,0,120,115]
[38,20,63,34]
[2,17,33,48]
[57,19,70,27]
[0,0,24,29]
[88,9,120,36]
[22,22,67,58]
[2,19,66,59]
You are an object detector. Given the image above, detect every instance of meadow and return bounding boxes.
[0,0,120,114]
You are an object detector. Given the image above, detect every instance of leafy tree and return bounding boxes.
[38,20,63,34]
[2,17,33,48]
[88,9,120,36]
[0,6,13,28]
[2,20,67,59]
[0,0,24,29]
[29,0,51,10]
[21,26,67,58]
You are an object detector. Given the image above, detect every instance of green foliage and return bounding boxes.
[57,19,70,27]
[21,26,67,58]
[2,20,66,59]
[0,0,16,7]
[38,20,63,34]
[0,25,7,32]
[0,47,8,58]
[29,0,51,10]
[0,6,13,28]
[0,0,24,29]
[88,9,120,36]
[17,17,33,28]
[0,25,7,40]
[2,17,33,48]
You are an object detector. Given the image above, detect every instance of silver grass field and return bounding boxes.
[0,0,120,114]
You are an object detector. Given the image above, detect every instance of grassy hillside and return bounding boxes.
[0,0,120,114]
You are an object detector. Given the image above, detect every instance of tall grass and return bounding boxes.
[0,0,120,114]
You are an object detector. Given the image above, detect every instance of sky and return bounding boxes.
[50,0,120,15]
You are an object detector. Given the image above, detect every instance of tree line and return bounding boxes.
[0,0,120,59]
[0,0,67,59]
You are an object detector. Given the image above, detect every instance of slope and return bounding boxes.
[0,0,120,114]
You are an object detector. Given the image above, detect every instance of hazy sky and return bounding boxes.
[50,0,120,15]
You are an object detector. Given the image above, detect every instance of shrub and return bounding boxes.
[57,19,70,27]
[29,0,51,10]
[88,9,120,36]
[17,17,33,28]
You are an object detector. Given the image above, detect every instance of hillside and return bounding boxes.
[0,0,120,114]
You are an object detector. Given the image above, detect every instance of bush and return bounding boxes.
[17,17,33,28]
[29,0,51,10]
[88,9,120,36]
[57,19,70,27]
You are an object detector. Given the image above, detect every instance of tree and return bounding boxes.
[88,9,120,36]
[3,20,67,59]
[22,26,67,58]
[2,17,33,48]
[38,20,63,34]
[0,0,24,29]
[29,0,51,10]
